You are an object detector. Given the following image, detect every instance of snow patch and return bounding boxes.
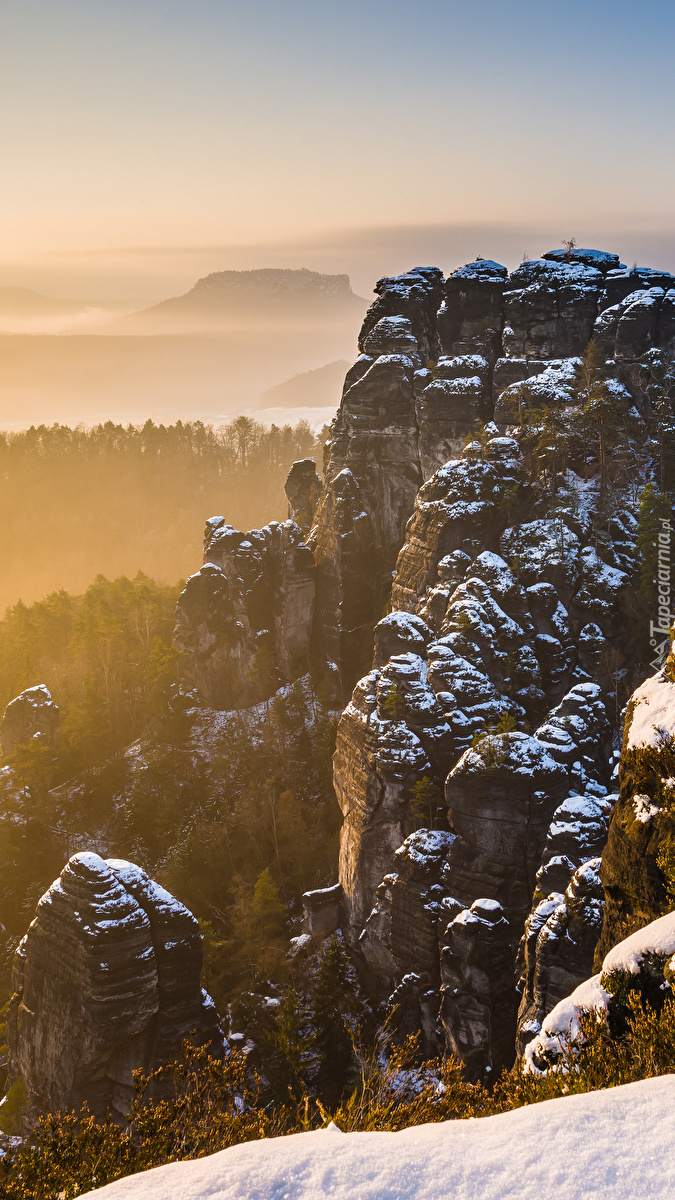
[626,670,675,750]
[632,794,660,824]
[83,1077,675,1200]
[603,909,675,976]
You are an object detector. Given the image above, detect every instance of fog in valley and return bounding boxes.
[0,269,367,615]
[0,273,364,430]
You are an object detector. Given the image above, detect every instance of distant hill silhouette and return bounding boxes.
[125,268,366,330]
[258,359,349,410]
[0,288,80,317]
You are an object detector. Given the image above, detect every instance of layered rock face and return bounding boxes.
[174,517,315,707]
[307,247,673,693]
[327,244,675,1078]
[6,852,223,1126]
[169,245,674,1078]
[176,245,672,703]
[0,685,59,756]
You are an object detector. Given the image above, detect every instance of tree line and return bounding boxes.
[0,416,318,612]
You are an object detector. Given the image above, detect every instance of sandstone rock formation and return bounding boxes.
[440,898,517,1081]
[324,245,667,1073]
[284,458,322,534]
[5,852,223,1127]
[170,245,675,1076]
[516,857,606,1060]
[524,905,675,1075]
[0,685,59,756]
[174,518,315,707]
[177,245,670,702]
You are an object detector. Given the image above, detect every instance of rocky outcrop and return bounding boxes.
[502,259,603,360]
[438,259,507,361]
[177,245,667,703]
[5,852,223,1127]
[359,829,456,998]
[440,898,518,1081]
[167,245,675,1077]
[595,664,675,964]
[390,436,528,614]
[329,248,647,1070]
[314,247,671,690]
[516,858,606,1060]
[524,906,675,1075]
[358,269,444,364]
[174,518,314,707]
[0,685,59,756]
[284,458,322,534]
[309,467,381,690]
[533,789,616,903]
[334,659,446,939]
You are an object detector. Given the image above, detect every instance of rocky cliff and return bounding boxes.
[5,852,223,1128]
[322,247,674,1077]
[170,244,675,1079]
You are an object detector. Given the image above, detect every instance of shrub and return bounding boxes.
[3,994,675,1197]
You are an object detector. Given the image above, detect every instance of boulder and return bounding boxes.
[0,685,59,756]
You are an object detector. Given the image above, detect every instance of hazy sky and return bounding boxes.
[2,0,675,299]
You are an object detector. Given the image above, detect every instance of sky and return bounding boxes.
[2,0,675,300]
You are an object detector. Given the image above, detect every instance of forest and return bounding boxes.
[0,416,318,611]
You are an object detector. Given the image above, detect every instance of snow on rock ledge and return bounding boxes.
[524,907,675,1074]
[603,908,675,974]
[626,669,675,750]
[83,1076,675,1200]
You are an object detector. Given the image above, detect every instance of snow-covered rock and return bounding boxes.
[626,669,675,750]
[524,907,675,1074]
[0,684,59,755]
[4,852,224,1128]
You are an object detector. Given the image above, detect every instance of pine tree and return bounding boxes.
[526,401,571,496]
[310,935,363,1107]
[463,421,492,461]
[264,986,308,1101]
[575,337,635,502]
[250,867,287,942]
[379,682,406,722]
[409,775,443,830]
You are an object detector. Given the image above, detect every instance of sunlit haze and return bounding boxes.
[3,0,675,300]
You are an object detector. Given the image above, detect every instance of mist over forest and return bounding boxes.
[0,416,319,612]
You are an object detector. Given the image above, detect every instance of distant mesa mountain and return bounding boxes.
[0,287,81,317]
[258,359,350,410]
[130,268,366,328]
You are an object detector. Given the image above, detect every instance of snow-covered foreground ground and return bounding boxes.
[86,1076,674,1200]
